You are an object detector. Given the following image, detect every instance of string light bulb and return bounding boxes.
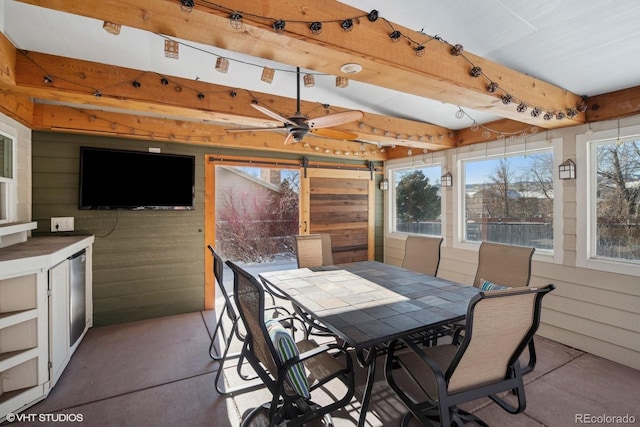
[303,74,315,87]
[455,108,465,119]
[179,0,194,13]
[341,19,353,31]
[451,44,464,56]
[164,39,179,59]
[273,20,286,34]
[229,13,243,30]
[261,67,275,84]
[389,31,401,42]
[309,21,322,34]
[215,57,229,73]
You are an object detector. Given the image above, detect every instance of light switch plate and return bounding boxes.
[51,217,74,232]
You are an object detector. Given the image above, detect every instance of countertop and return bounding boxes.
[0,235,94,278]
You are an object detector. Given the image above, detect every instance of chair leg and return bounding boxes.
[209,305,229,360]
[522,338,537,374]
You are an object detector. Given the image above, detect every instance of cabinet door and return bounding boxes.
[48,260,69,386]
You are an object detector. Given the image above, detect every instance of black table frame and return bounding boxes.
[260,261,480,427]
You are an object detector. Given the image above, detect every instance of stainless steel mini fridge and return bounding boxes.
[68,249,86,347]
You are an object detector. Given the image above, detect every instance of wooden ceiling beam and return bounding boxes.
[31,103,389,160]
[16,0,586,129]
[586,85,640,123]
[10,50,456,150]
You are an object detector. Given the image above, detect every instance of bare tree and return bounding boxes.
[487,159,516,218]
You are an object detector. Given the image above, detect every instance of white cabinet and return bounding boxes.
[48,260,69,387]
[0,235,93,422]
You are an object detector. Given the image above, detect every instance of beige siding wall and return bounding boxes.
[385,115,640,370]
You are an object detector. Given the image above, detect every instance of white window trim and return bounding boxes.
[452,137,561,264]
[384,152,447,240]
[0,127,17,224]
[576,124,640,276]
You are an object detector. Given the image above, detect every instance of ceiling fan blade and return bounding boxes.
[283,132,295,145]
[225,126,286,133]
[306,110,364,129]
[311,128,359,140]
[251,104,297,126]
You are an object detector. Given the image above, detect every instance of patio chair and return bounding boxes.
[294,233,334,268]
[473,241,535,288]
[402,235,443,276]
[208,245,289,395]
[227,260,356,427]
[472,241,537,374]
[385,284,555,427]
[290,233,342,340]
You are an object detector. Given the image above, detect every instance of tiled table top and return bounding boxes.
[260,261,481,349]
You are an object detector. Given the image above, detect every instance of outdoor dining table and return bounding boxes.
[259,260,481,427]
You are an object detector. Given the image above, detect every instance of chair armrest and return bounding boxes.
[391,338,448,380]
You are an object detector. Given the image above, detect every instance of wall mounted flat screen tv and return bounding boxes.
[79,147,195,210]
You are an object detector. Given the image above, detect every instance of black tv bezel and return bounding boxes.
[78,146,195,211]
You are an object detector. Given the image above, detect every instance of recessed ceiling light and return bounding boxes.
[340,63,363,74]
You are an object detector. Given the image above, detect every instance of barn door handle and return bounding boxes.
[303,221,308,233]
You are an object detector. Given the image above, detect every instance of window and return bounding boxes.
[0,132,15,223]
[462,150,554,250]
[215,165,300,262]
[591,137,640,263]
[391,165,442,236]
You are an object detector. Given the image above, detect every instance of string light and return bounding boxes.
[175,3,584,122]
[229,13,243,30]
[260,67,275,83]
[215,57,229,73]
[309,21,322,34]
[272,20,286,34]
[341,19,353,32]
[164,39,179,59]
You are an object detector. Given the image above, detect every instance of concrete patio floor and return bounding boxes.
[5,262,639,426]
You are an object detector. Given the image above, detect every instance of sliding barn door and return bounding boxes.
[300,168,375,263]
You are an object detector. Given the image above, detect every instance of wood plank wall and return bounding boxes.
[309,176,369,263]
[31,132,384,326]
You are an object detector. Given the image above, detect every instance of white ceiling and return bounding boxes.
[2,0,640,130]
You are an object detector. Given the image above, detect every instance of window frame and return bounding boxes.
[577,124,640,276]
[384,152,446,239]
[0,129,17,224]
[452,137,562,264]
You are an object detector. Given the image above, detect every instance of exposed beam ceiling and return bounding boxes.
[2,0,639,159]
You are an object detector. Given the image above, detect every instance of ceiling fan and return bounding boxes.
[227,67,363,145]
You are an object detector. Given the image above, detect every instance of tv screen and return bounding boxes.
[79,147,195,210]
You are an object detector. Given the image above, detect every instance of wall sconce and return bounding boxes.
[441,172,453,187]
[559,159,576,179]
[379,178,389,191]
